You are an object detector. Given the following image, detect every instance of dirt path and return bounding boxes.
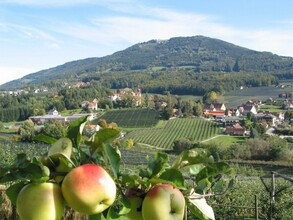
[200,135,226,143]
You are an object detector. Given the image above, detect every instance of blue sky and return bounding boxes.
[1,0,293,85]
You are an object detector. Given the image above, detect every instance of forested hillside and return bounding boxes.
[1,36,293,95]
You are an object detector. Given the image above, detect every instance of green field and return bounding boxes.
[94,108,160,128]
[204,135,248,148]
[126,118,220,149]
[224,86,292,108]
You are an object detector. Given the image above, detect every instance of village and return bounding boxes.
[4,82,290,140]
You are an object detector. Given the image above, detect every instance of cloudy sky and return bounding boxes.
[1,0,293,85]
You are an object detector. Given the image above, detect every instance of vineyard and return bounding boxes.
[95,108,160,127]
[125,118,220,149]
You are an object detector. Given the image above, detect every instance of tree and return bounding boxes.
[173,138,193,153]
[161,107,173,120]
[233,60,240,72]
[19,120,35,142]
[40,119,67,139]
[193,102,203,117]
[144,93,150,107]
[224,63,231,72]
[202,91,218,104]
[267,136,288,160]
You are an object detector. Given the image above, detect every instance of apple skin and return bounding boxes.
[142,183,185,220]
[120,189,144,220]
[61,164,116,215]
[16,182,65,220]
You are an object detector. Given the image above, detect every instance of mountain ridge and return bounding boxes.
[1,35,293,90]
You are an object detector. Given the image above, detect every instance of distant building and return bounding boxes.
[29,110,92,124]
[238,105,257,115]
[225,123,246,136]
[203,103,226,112]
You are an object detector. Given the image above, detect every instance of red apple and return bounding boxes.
[142,183,185,220]
[16,182,65,220]
[61,164,116,215]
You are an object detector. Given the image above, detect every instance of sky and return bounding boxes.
[0,0,293,86]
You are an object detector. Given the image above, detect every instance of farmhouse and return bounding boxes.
[203,103,226,112]
[203,103,226,117]
[238,105,257,115]
[80,99,99,111]
[225,123,246,136]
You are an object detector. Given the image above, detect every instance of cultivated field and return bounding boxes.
[95,108,160,127]
[125,118,220,149]
[224,86,292,107]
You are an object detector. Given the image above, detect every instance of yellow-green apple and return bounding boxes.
[61,164,116,214]
[16,182,65,220]
[48,137,73,157]
[120,189,144,220]
[142,183,185,220]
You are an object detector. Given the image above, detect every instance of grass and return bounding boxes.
[60,108,84,116]
[259,105,285,112]
[204,135,248,148]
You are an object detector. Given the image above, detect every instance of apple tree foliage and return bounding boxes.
[0,115,235,220]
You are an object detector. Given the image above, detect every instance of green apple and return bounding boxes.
[61,164,116,215]
[16,182,65,220]
[120,189,144,220]
[142,183,185,220]
[48,137,73,158]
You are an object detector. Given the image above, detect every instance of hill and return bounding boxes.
[1,35,293,94]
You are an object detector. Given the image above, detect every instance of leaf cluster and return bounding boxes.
[0,115,235,219]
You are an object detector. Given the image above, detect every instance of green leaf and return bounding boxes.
[6,182,27,206]
[140,152,169,179]
[121,174,143,189]
[211,178,225,192]
[157,168,185,189]
[0,155,50,184]
[43,153,75,171]
[66,115,89,148]
[187,194,215,220]
[106,206,120,220]
[118,195,131,215]
[33,134,56,144]
[189,164,205,175]
[102,144,121,179]
[86,128,120,154]
[172,148,212,170]
[196,162,231,184]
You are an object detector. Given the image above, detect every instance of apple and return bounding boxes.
[48,137,73,158]
[142,183,185,220]
[120,189,144,220]
[61,164,116,215]
[16,182,65,220]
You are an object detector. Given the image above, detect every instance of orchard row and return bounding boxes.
[126,118,219,149]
